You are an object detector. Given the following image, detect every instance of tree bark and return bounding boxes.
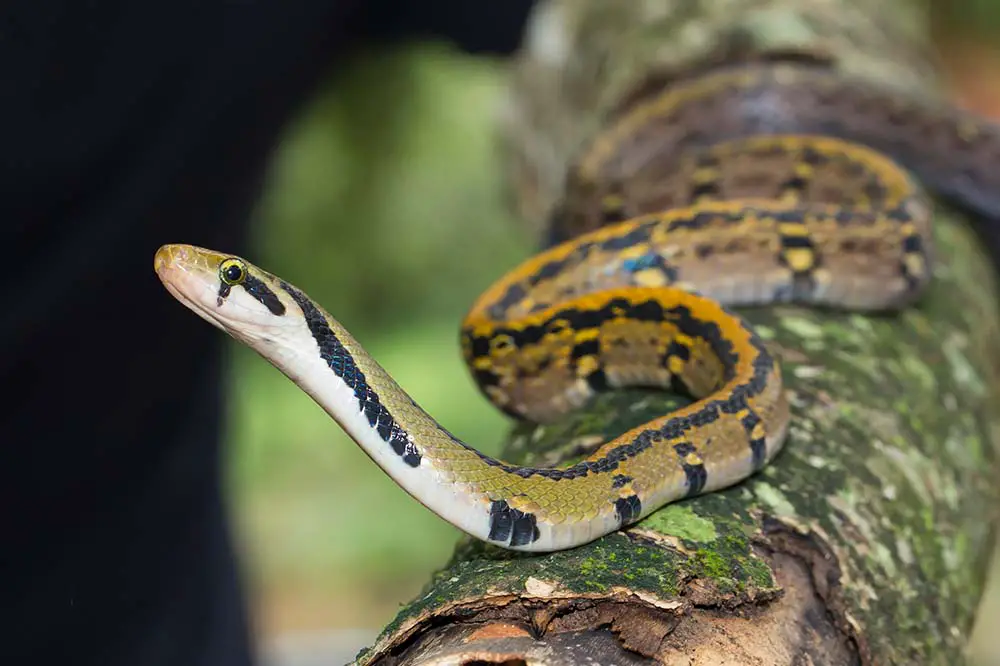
[352,1,1000,664]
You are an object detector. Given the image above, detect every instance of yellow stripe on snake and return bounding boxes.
[154,62,1000,552]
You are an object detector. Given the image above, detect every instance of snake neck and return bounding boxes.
[270,282,527,546]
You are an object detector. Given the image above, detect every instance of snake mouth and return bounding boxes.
[153,244,233,331]
[154,244,212,293]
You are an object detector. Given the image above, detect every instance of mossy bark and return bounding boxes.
[352,1,1000,664]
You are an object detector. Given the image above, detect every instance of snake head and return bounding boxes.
[154,244,298,349]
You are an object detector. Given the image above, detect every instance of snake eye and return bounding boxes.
[219,258,247,286]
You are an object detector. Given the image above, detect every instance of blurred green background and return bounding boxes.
[214,5,1000,663]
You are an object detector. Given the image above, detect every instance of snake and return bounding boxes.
[154,61,999,553]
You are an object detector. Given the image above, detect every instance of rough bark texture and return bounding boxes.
[351,2,1000,664]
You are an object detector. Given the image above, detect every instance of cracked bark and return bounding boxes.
[350,1,1000,664]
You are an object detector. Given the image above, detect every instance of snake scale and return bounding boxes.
[155,61,1000,552]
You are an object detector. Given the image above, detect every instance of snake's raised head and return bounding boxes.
[154,244,298,347]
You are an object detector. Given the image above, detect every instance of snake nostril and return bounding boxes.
[153,247,170,274]
[153,244,190,275]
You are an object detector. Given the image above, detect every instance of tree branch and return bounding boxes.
[352,1,1000,664]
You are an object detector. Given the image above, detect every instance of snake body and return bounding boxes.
[155,62,998,552]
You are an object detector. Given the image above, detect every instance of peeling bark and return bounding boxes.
[350,1,1000,664]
